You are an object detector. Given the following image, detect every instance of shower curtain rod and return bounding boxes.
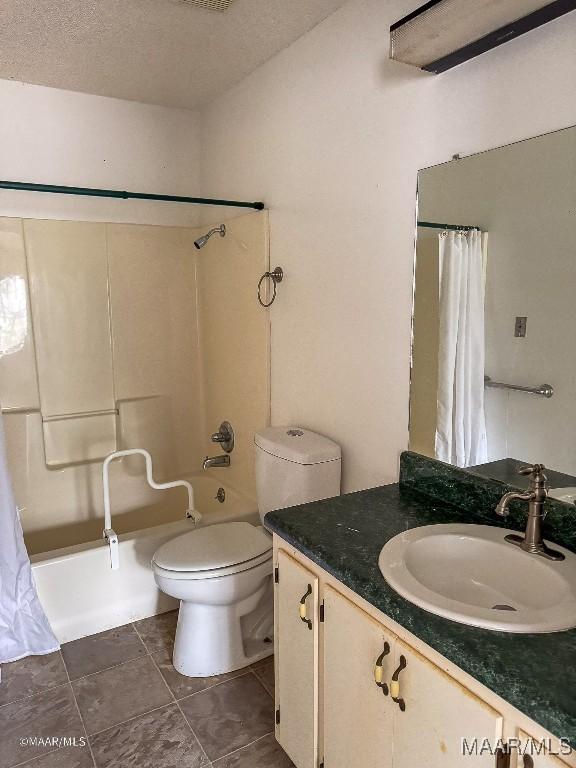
[0,180,265,210]
[418,221,479,232]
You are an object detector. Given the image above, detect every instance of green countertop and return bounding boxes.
[265,456,576,745]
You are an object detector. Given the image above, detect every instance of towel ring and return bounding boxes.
[258,267,284,307]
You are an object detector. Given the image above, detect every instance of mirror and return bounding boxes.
[409,125,576,496]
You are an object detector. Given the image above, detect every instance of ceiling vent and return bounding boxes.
[390,0,576,73]
[180,0,237,11]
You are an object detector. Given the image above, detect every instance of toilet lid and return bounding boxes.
[152,522,272,573]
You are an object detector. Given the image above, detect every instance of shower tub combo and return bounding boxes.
[31,474,259,643]
[2,210,271,652]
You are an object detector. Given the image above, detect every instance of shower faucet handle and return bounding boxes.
[210,421,234,453]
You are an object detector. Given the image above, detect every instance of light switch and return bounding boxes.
[515,317,527,338]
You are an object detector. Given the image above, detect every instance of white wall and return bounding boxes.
[0,80,203,227]
[199,0,576,492]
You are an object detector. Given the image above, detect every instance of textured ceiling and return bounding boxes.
[0,0,349,110]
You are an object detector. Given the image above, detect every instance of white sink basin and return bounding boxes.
[378,524,576,633]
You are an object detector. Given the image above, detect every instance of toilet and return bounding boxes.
[152,426,341,677]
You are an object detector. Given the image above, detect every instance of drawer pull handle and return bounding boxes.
[374,642,391,695]
[299,584,313,630]
[391,655,407,711]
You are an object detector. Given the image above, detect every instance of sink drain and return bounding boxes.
[491,604,517,612]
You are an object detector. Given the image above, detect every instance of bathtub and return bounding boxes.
[31,475,260,643]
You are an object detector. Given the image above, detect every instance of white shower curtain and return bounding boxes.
[0,410,59,667]
[435,230,488,468]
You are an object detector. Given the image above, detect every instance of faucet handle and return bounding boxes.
[518,463,545,477]
[210,421,234,453]
[518,463,547,493]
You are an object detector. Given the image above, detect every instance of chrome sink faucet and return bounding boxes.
[495,463,564,561]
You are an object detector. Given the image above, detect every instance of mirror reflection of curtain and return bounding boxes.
[435,230,488,467]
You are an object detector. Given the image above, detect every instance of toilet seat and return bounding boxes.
[152,522,272,580]
[152,550,272,580]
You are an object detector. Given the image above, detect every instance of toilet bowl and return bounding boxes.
[152,426,341,678]
[152,522,273,677]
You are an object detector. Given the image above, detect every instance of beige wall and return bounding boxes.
[195,211,271,497]
[1,213,269,553]
[408,235,439,459]
[106,223,204,476]
[198,0,576,492]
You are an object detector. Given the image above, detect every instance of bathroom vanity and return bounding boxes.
[265,453,576,768]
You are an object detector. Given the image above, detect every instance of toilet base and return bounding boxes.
[172,574,273,677]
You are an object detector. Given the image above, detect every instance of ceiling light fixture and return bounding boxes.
[390,0,576,73]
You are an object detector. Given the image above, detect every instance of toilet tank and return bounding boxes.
[254,427,341,522]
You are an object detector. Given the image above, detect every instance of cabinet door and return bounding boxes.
[392,638,503,768]
[516,731,573,767]
[275,550,319,768]
[322,586,395,768]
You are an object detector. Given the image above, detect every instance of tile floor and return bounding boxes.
[0,611,291,768]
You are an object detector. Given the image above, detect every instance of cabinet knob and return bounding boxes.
[391,655,407,711]
[374,642,391,695]
[299,584,313,630]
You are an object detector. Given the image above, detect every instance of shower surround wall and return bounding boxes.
[0,211,270,555]
[196,212,271,497]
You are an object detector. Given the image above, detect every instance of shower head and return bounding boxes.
[194,224,226,249]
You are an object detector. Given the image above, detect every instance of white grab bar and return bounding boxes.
[102,448,201,570]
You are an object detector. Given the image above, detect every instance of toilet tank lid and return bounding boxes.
[254,426,341,465]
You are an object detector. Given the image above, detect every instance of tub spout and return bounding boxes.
[203,455,231,469]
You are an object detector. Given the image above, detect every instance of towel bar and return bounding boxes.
[484,375,553,399]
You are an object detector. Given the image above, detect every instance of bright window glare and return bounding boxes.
[0,275,28,357]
